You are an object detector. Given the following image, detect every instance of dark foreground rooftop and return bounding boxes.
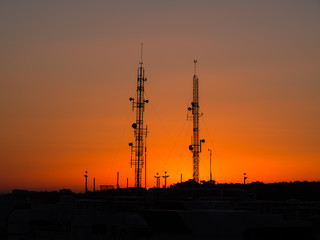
[1,181,320,240]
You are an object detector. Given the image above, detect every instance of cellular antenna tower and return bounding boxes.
[188,60,205,182]
[129,43,149,188]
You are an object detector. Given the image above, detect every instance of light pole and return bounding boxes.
[208,149,212,182]
[162,171,169,188]
[154,173,160,188]
[244,173,247,185]
[84,171,88,193]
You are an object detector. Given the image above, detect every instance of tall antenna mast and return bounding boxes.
[129,43,149,188]
[188,60,205,182]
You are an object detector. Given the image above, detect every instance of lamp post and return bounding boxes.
[244,173,247,185]
[84,171,88,193]
[162,171,169,188]
[208,149,212,182]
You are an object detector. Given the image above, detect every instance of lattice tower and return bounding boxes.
[129,44,149,188]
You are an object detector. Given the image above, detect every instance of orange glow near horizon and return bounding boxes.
[1,1,320,193]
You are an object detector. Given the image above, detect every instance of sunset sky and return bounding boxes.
[1,1,319,193]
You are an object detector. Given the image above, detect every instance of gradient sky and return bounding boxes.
[1,1,319,193]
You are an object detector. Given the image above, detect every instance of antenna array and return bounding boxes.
[188,60,205,182]
[129,44,149,188]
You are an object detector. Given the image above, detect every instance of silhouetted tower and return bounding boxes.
[129,44,149,188]
[162,171,169,188]
[188,60,205,183]
[84,171,88,193]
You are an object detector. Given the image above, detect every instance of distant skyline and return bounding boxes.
[1,1,319,192]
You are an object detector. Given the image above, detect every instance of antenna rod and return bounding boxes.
[140,43,143,66]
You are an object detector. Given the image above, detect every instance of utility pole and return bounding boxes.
[145,126,148,189]
[188,60,205,183]
[93,177,95,192]
[84,171,88,193]
[154,173,160,188]
[117,171,119,189]
[181,173,182,183]
[129,43,149,188]
[127,178,129,188]
[162,171,169,188]
[208,149,212,182]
